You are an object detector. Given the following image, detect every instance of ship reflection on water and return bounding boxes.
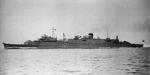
[0,48,149,75]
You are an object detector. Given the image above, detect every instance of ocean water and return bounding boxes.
[0,48,149,75]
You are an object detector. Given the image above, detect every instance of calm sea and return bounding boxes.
[0,48,150,75]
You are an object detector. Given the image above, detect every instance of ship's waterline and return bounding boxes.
[0,48,149,75]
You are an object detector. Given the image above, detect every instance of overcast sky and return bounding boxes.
[0,0,150,45]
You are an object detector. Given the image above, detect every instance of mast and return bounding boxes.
[63,33,66,41]
[51,26,56,38]
[107,27,109,38]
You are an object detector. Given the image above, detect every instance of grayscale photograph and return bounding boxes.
[0,0,150,75]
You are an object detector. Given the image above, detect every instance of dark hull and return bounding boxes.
[3,42,143,49]
[3,43,38,49]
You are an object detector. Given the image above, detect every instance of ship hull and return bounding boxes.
[3,43,38,49]
[3,42,143,49]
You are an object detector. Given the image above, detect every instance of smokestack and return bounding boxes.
[88,33,93,39]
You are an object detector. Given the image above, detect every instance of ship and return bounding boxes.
[3,28,143,49]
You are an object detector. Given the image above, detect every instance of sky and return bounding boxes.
[0,0,150,46]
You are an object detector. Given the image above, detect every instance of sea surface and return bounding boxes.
[0,48,150,75]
